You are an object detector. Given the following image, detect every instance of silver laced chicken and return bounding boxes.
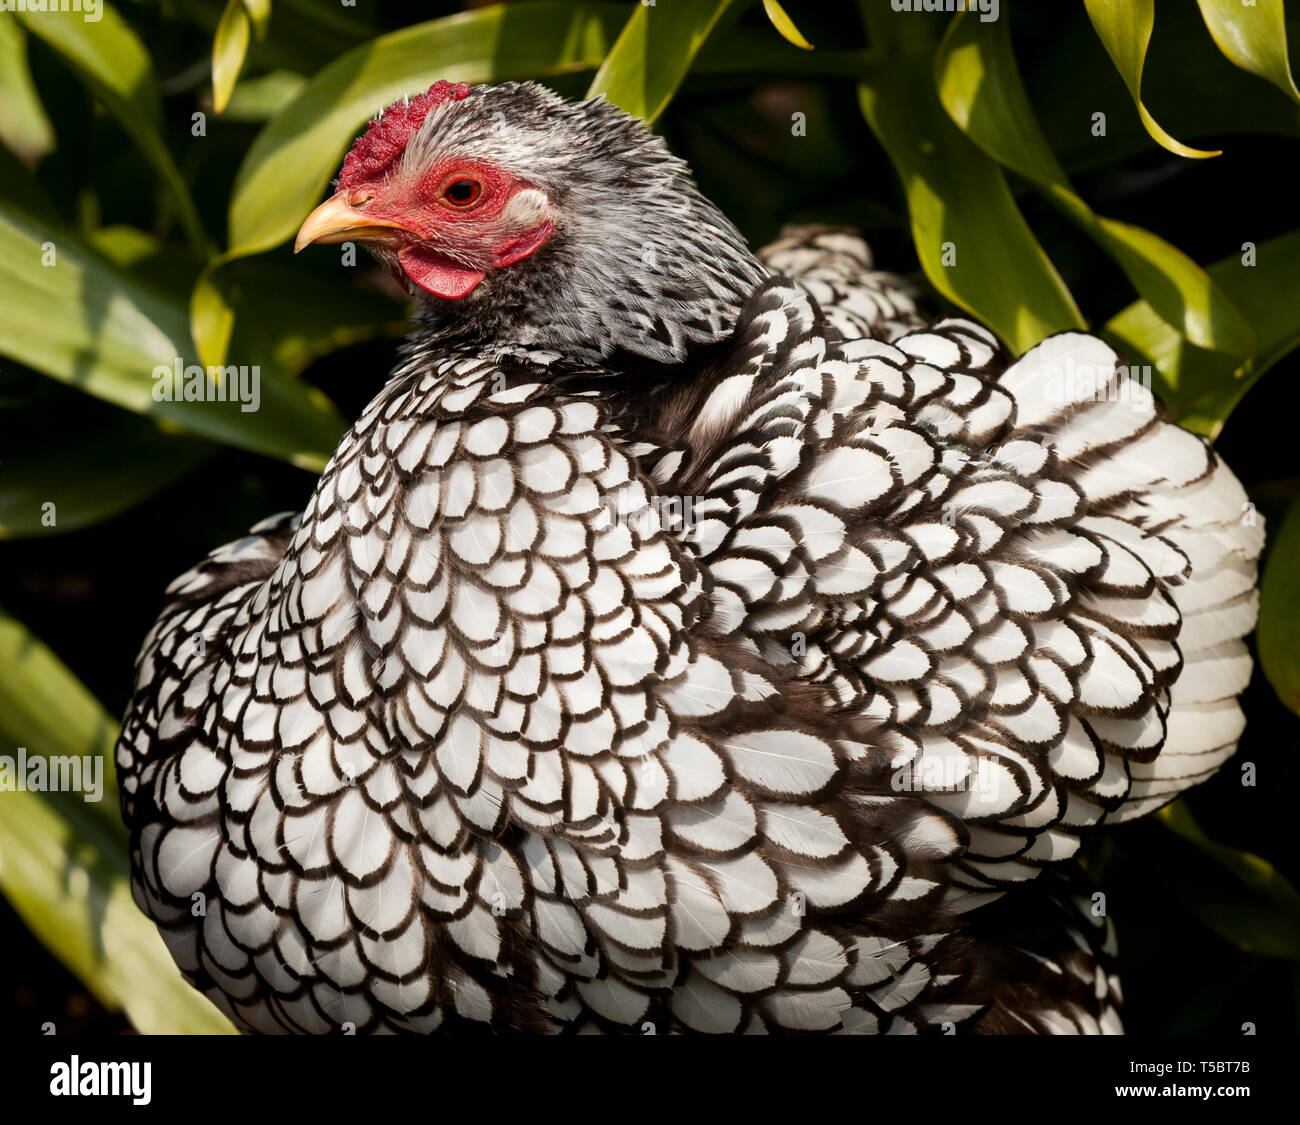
[116,81,1262,1034]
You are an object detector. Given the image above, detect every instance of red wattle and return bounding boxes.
[397,244,487,299]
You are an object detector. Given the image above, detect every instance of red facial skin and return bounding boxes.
[347,157,553,300]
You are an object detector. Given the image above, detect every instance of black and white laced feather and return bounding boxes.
[117,90,1261,1035]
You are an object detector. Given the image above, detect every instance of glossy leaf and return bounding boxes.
[588,0,738,121]
[0,611,235,1033]
[1155,801,1300,958]
[192,244,408,370]
[0,17,55,165]
[936,13,1253,357]
[212,0,253,114]
[859,63,1085,354]
[1084,0,1221,159]
[0,203,346,469]
[1197,0,1300,106]
[761,0,813,51]
[1259,494,1300,717]
[1033,1,1300,178]
[221,69,305,122]
[1106,230,1300,436]
[191,260,239,371]
[244,0,272,38]
[18,5,211,254]
[0,611,122,823]
[222,257,408,374]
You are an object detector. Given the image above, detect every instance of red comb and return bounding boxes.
[338,80,472,188]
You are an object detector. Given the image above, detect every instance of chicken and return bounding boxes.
[115,80,1261,1034]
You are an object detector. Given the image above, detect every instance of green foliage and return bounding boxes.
[1084,0,1222,158]
[1,0,1298,1032]
[1260,495,1300,717]
[859,21,1086,352]
[1196,0,1300,105]
[936,13,1253,358]
[0,611,234,1032]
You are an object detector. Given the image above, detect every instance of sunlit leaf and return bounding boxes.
[1197,0,1300,106]
[192,261,239,371]
[0,611,122,823]
[1033,1,1300,178]
[761,0,813,51]
[244,0,272,39]
[1259,493,1300,717]
[18,5,211,254]
[220,257,407,374]
[588,0,738,121]
[0,17,55,165]
[859,62,1085,354]
[213,0,253,115]
[221,69,305,122]
[0,611,235,1033]
[0,202,346,468]
[1105,230,1300,436]
[1084,0,1221,159]
[936,13,1253,357]
[192,252,407,372]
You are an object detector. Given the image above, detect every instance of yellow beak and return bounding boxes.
[293,194,411,253]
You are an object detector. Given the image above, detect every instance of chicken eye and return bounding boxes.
[442,179,482,208]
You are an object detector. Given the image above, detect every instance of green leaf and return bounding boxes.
[1033,2,1300,179]
[0,611,235,1033]
[0,407,213,539]
[1155,801,1300,958]
[1084,0,1222,159]
[221,69,305,122]
[213,0,253,115]
[1259,493,1300,717]
[1105,229,1300,436]
[936,13,1253,357]
[244,0,272,39]
[0,202,346,469]
[761,0,813,51]
[227,2,629,261]
[192,252,407,372]
[0,17,56,165]
[222,257,407,374]
[858,61,1085,354]
[191,260,239,371]
[587,0,738,121]
[0,131,59,223]
[0,611,122,823]
[1197,0,1300,106]
[18,5,211,255]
